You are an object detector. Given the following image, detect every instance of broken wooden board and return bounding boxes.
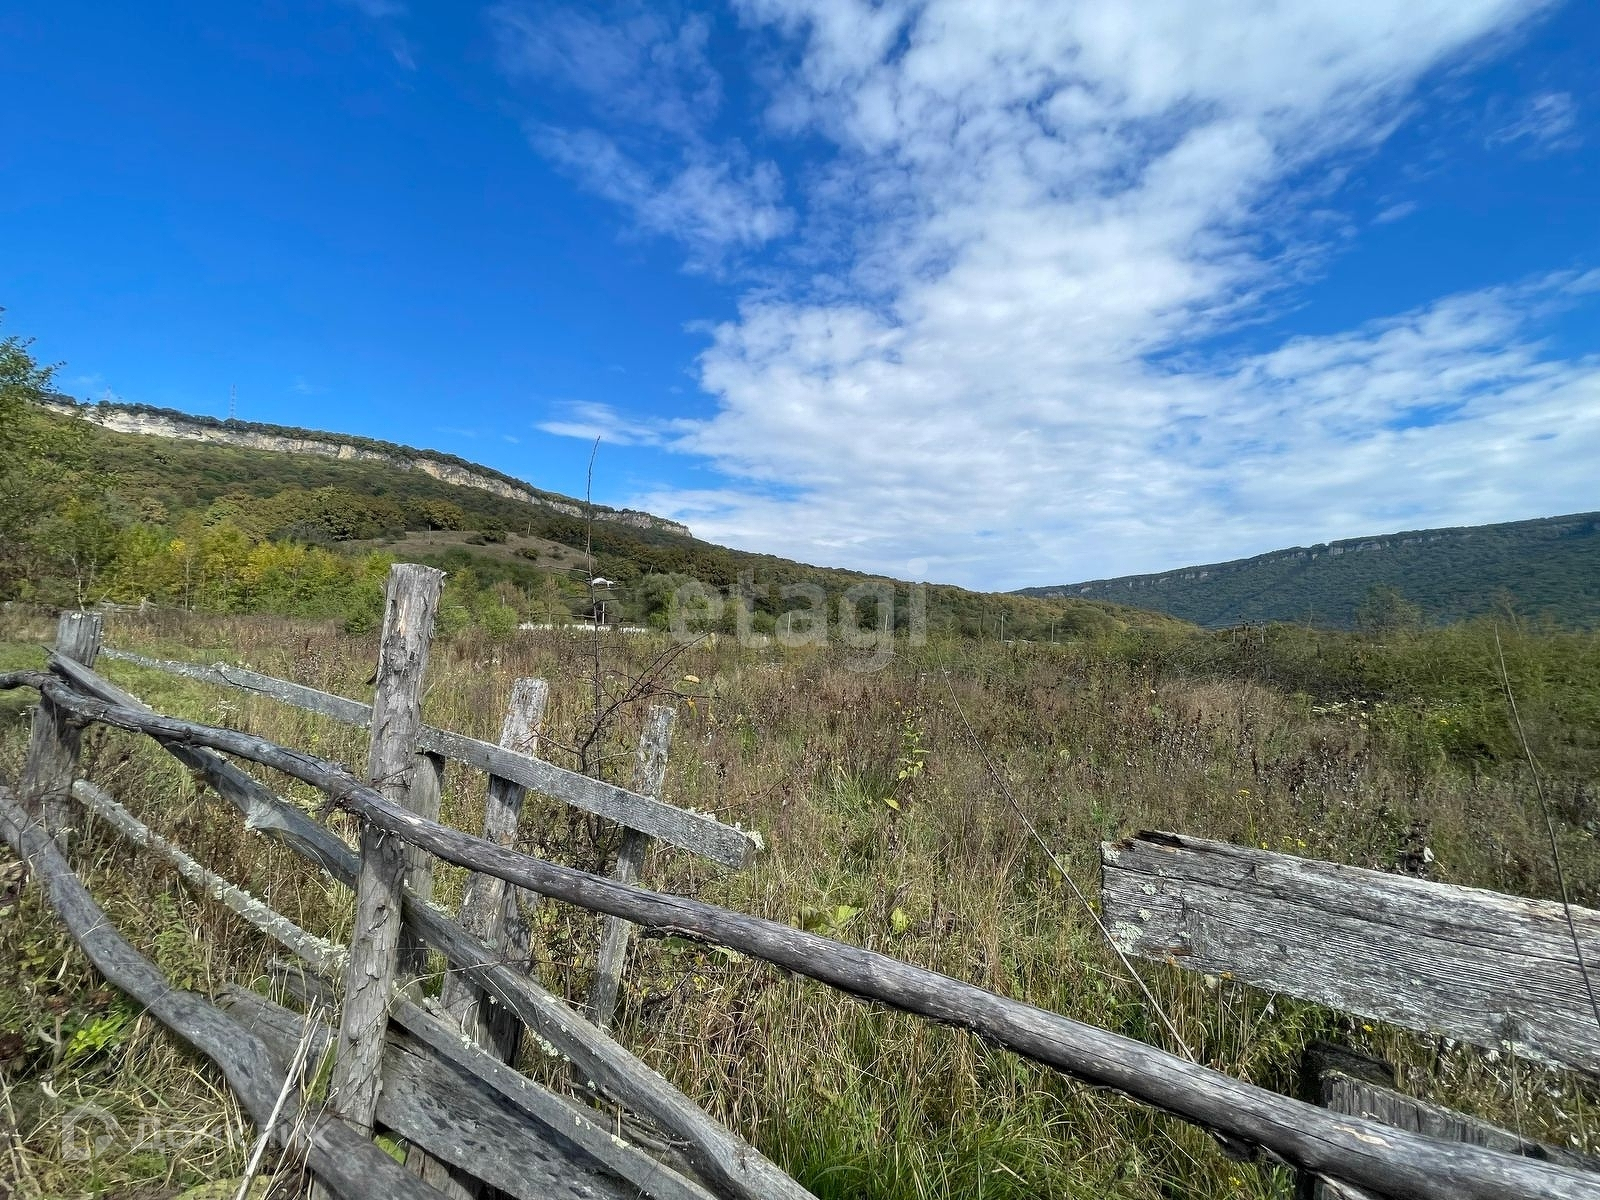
[221,985,715,1200]
[1302,1065,1600,1198]
[1102,831,1600,1075]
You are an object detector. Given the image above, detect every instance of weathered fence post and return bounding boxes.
[325,564,442,1147]
[414,677,548,1199]
[22,611,103,836]
[587,705,675,1029]
[397,749,445,989]
[440,677,549,1055]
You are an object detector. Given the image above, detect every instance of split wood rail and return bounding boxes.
[4,569,1600,1199]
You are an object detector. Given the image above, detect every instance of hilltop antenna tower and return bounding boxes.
[228,384,237,422]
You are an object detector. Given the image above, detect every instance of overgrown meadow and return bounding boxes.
[2,606,1598,1199]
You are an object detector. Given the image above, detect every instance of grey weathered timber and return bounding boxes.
[226,986,718,1200]
[100,646,758,867]
[399,750,446,988]
[22,611,102,835]
[43,659,809,1200]
[1101,830,1600,1075]
[9,680,1597,1200]
[330,562,443,1140]
[441,677,549,1061]
[1303,1065,1600,1199]
[0,788,442,1200]
[69,778,348,976]
[589,705,675,1029]
[48,654,358,880]
[99,647,372,722]
[224,987,653,1200]
[62,769,710,1200]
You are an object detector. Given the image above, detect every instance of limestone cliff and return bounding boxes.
[40,399,691,537]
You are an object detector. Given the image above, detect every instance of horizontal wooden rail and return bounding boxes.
[9,668,1597,1200]
[99,647,759,868]
[0,787,442,1200]
[1101,831,1600,1075]
[43,655,808,1200]
[65,778,718,1200]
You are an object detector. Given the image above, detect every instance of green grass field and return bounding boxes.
[3,606,1598,1198]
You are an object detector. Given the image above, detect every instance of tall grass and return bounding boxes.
[2,606,1597,1198]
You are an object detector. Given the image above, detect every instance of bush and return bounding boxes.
[480,601,519,641]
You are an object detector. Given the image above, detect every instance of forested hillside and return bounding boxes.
[1020,513,1600,629]
[2,327,1173,640]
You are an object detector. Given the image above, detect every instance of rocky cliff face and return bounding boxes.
[42,401,691,537]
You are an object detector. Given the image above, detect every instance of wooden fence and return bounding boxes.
[1101,830,1600,1074]
[4,566,1600,1199]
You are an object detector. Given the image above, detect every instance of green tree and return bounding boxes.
[1356,584,1422,634]
[0,316,93,597]
[42,497,122,606]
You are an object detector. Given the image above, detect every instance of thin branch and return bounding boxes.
[585,435,602,764]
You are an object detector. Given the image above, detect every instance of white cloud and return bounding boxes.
[1487,90,1580,152]
[1374,200,1418,223]
[612,0,1586,587]
[530,126,793,267]
[537,400,678,447]
[493,4,793,266]
[491,4,720,138]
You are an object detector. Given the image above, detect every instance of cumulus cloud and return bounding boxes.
[626,0,1591,586]
[523,1,1592,587]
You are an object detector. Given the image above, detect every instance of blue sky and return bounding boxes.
[2,2,1596,588]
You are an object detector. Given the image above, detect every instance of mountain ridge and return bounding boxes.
[40,396,691,537]
[1017,512,1600,629]
[22,395,1182,640]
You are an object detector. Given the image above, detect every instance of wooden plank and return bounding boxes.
[100,646,758,868]
[415,682,543,1200]
[440,677,548,1062]
[329,562,443,1139]
[1100,831,1600,1075]
[0,787,442,1200]
[223,987,638,1200]
[63,773,713,1200]
[70,778,348,977]
[45,657,809,1200]
[398,750,445,989]
[1320,1070,1599,1167]
[1302,1062,1600,1199]
[224,986,718,1200]
[48,653,359,881]
[16,679,1596,1200]
[422,721,755,868]
[588,705,675,1029]
[22,612,102,836]
[99,647,372,722]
